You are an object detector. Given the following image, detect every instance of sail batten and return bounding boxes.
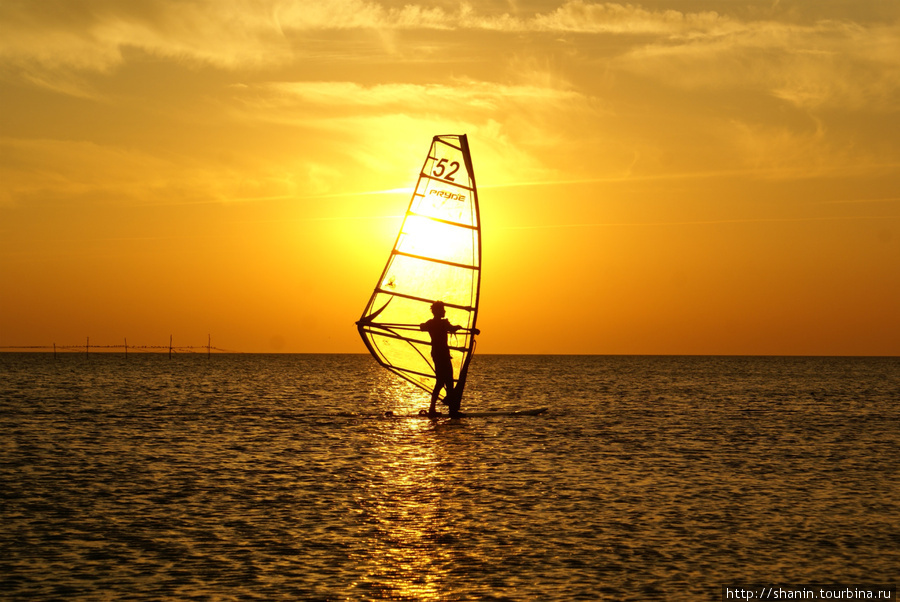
[406,212,479,230]
[373,288,475,311]
[391,250,479,271]
[362,326,468,352]
[358,134,481,405]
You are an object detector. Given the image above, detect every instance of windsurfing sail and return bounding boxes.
[357,134,481,406]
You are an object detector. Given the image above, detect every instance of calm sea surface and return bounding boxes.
[1,354,897,600]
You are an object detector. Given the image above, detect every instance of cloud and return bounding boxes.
[0,136,307,207]
[0,137,166,205]
[0,1,788,75]
[276,0,454,30]
[614,17,900,111]
[531,1,734,35]
[251,79,584,112]
[3,1,896,190]
[4,0,898,114]
[224,77,599,183]
[0,0,465,77]
[0,0,290,75]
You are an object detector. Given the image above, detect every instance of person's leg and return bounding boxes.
[434,355,453,405]
[429,383,440,417]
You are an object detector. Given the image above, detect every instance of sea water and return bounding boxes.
[1,354,897,600]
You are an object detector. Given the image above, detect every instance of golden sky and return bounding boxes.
[2,0,899,355]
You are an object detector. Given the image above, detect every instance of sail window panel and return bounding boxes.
[412,179,476,227]
[444,306,476,334]
[396,215,479,268]
[383,254,477,310]
[372,334,464,399]
[370,334,435,382]
[366,294,431,335]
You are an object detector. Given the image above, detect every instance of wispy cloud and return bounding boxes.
[4,0,897,114]
[2,2,891,67]
[615,18,900,111]
[0,136,307,207]
[531,1,735,35]
[241,79,585,114]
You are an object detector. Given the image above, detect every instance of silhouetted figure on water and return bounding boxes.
[420,301,479,419]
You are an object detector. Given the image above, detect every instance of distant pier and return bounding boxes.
[1,335,236,357]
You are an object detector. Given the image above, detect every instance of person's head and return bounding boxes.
[430,301,446,318]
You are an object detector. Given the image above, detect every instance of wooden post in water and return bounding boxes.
[169,335,173,359]
[86,336,90,358]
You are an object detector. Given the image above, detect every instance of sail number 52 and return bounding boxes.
[433,158,460,181]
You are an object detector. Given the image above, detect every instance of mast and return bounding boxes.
[446,134,480,412]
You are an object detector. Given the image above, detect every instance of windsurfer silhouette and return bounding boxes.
[420,301,479,419]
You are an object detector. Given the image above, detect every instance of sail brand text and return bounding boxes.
[722,585,895,600]
[429,189,466,202]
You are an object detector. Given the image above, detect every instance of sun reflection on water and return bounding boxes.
[350,374,458,600]
[369,370,430,416]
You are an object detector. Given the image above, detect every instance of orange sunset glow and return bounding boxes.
[2,1,899,355]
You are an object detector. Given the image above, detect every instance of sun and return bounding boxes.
[397,213,470,265]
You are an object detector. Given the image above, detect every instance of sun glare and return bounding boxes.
[398,215,470,265]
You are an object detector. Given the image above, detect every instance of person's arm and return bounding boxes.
[450,323,480,335]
